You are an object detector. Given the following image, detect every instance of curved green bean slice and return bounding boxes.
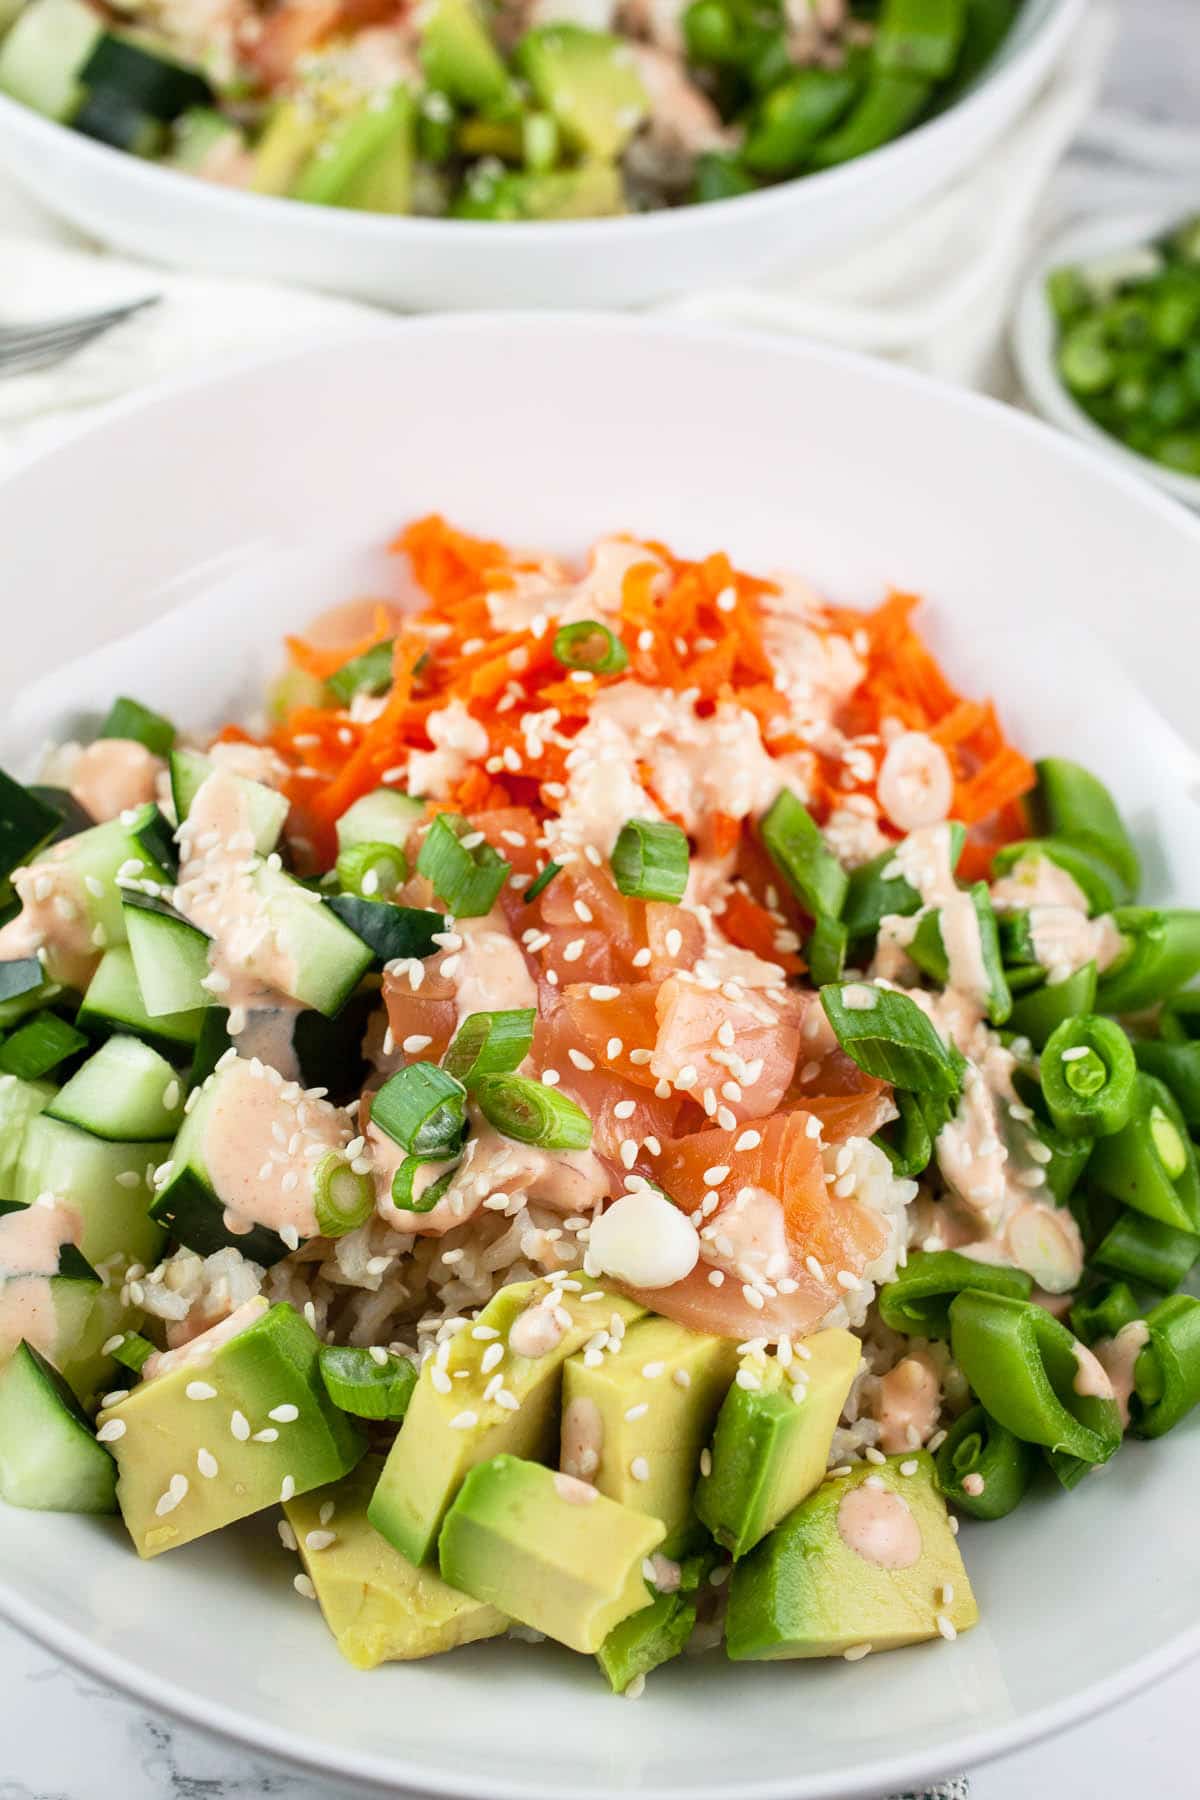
[809,70,930,168]
[1040,1014,1136,1139]
[878,1250,1032,1339]
[1008,962,1097,1051]
[948,1291,1121,1465]
[1130,1294,1200,1438]
[1159,991,1200,1045]
[1092,1207,1200,1293]
[1070,1280,1139,1348]
[1088,1072,1200,1233]
[874,0,967,80]
[935,1403,1037,1519]
[991,837,1117,916]
[743,66,860,175]
[1026,759,1140,902]
[1132,1036,1200,1131]
[1096,908,1200,1014]
[842,823,964,940]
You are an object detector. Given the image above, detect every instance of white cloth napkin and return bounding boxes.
[0,0,1116,474]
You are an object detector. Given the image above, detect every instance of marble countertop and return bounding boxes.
[4,3,1200,1797]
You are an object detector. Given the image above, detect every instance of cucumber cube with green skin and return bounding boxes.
[0,1073,55,1202]
[0,0,102,121]
[439,1454,663,1654]
[78,945,208,1059]
[725,1453,977,1661]
[0,1341,116,1514]
[18,806,177,968]
[561,1315,737,1555]
[419,0,518,112]
[98,1299,366,1558]
[0,1200,101,1374]
[369,1275,645,1565]
[14,1114,169,1272]
[516,25,648,160]
[245,867,374,1017]
[336,788,425,856]
[123,891,213,1017]
[285,1456,508,1668]
[696,1329,862,1559]
[169,751,289,857]
[46,1035,185,1143]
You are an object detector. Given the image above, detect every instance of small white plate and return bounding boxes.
[1011,205,1200,511]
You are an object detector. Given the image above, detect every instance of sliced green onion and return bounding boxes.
[474,1075,592,1150]
[820,982,963,1099]
[318,1344,417,1420]
[760,788,847,921]
[98,696,176,757]
[1130,1294,1200,1438]
[370,1063,467,1159]
[842,823,965,940]
[935,1403,1037,1521]
[416,812,511,917]
[878,1250,1033,1340]
[610,818,689,904]
[444,1009,536,1084]
[313,1152,375,1238]
[871,1090,932,1178]
[110,1332,155,1374]
[335,840,408,900]
[1070,1280,1140,1348]
[1040,1014,1137,1138]
[524,861,562,904]
[390,1157,459,1213]
[552,620,628,675]
[0,1012,87,1080]
[804,915,846,986]
[327,638,395,706]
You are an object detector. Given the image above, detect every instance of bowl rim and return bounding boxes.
[2,310,1200,1798]
[0,0,1083,248]
[1010,202,1200,509]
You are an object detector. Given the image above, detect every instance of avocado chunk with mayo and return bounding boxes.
[725,1453,977,1660]
[368,1275,645,1566]
[284,1455,507,1668]
[561,1314,737,1555]
[515,25,648,160]
[439,1452,663,1653]
[97,1298,365,1558]
[696,1328,861,1559]
[595,1546,717,1693]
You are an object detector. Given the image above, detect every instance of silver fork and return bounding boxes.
[0,296,161,377]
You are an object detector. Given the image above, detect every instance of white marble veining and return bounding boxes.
[2,3,1198,1797]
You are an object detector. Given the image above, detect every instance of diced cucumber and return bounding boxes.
[14,1115,169,1271]
[123,890,212,1016]
[0,960,48,1012]
[73,87,164,155]
[80,31,212,121]
[167,105,244,174]
[78,945,207,1057]
[169,750,289,855]
[0,1341,116,1514]
[0,1073,55,1201]
[0,0,102,121]
[46,1035,185,1142]
[336,788,425,855]
[0,768,60,882]
[247,867,373,1016]
[26,785,95,845]
[324,896,443,964]
[150,1075,289,1265]
[98,695,176,757]
[23,807,176,955]
[0,1200,102,1362]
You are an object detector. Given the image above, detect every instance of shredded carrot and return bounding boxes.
[284,602,394,682]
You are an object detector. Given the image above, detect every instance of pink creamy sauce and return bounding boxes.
[875,1352,942,1455]
[837,1482,923,1570]
[373,1116,607,1238]
[201,1056,350,1238]
[1096,1319,1151,1429]
[234,1002,304,1082]
[406,700,490,800]
[140,1295,268,1383]
[991,852,1122,985]
[451,913,538,1027]
[0,1199,82,1360]
[561,1394,605,1480]
[174,770,299,1017]
[0,840,99,991]
[893,824,992,1008]
[509,1296,569,1359]
[552,1471,598,1506]
[67,738,162,822]
[700,1186,791,1288]
[1072,1340,1116,1403]
[484,539,666,635]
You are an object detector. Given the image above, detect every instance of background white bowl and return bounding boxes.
[0,0,1082,311]
[2,318,1200,1800]
[1012,204,1200,510]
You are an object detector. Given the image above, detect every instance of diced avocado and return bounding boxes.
[168,106,245,175]
[97,1299,365,1557]
[291,85,415,211]
[439,1453,663,1653]
[251,100,325,196]
[696,1328,861,1559]
[452,162,624,222]
[596,1586,695,1694]
[285,1455,507,1667]
[561,1314,736,1555]
[368,1274,644,1565]
[419,0,518,112]
[341,114,415,214]
[515,26,648,160]
[725,1453,977,1661]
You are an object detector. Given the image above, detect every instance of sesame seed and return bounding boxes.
[734,1129,761,1152]
[253,1428,279,1444]
[197,1448,219,1478]
[280,1475,296,1502]
[305,1529,337,1552]
[186,1382,217,1401]
[269,1404,300,1423]
[864,1446,887,1465]
[900,1459,919,1476]
[230,1410,250,1441]
[568,1048,595,1071]
[843,1643,873,1662]
[450,1411,479,1430]
[641,1362,665,1379]
[699,1448,713,1477]
[589,985,620,1001]
[293,1573,316,1600]
[935,1614,957,1641]
[403,1034,433,1054]
[154,1474,189,1516]
[624,1673,646,1700]
[96,1419,126,1443]
[630,1456,651,1483]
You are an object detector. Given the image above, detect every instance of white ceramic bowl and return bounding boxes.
[1011,204,1200,511]
[0,0,1082,311]
[2,319,1200,1800]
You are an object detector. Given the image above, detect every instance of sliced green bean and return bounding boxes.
[1131,1035,1200,1130]
[1095,908,1200,1014]
[907,882,1011,1024]
[1092,1207,1199,1293]
[1026,759,1140,902]
[935,1403,1037,1519]
[1007,962,1097,1051]
[1070,1280,1140,1348]
[1040,1014,1136,1139]
[1088,1071,1200,1233]
[1130,1294,1200,1438]
[878,1249,1032,1339]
